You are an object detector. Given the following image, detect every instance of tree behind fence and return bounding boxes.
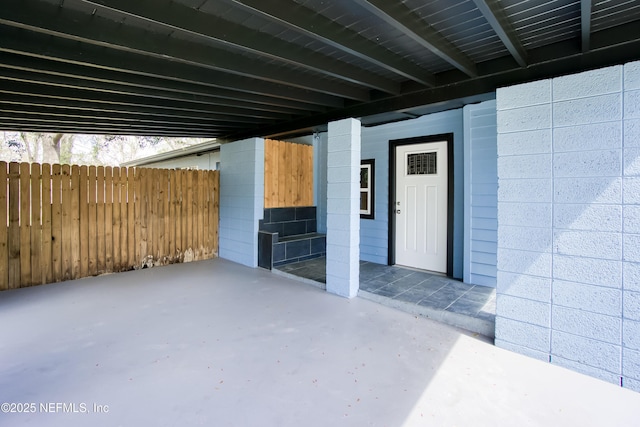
[0,162,220,290]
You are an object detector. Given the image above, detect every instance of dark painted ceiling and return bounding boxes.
[1,0,639,140]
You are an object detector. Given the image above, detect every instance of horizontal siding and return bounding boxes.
[464,100,498,287]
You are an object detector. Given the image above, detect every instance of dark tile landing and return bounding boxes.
[273,257,496,337]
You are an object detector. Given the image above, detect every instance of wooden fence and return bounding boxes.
[264,139,313,208]
[0,162,219,291]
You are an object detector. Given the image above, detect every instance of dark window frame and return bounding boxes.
[360,159,375,219]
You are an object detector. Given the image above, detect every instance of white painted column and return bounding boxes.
[326,118,361,298]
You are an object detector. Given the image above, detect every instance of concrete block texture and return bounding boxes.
[498,248,551,277]
[497,272,551,302]
[552,280,621,316]
[553,150,621,178]
[624,234,640,262]
[495,317,550,352]
[625,90,640,119]
[624,177,640,204]
[624,148,640,176]
[625,211,638,241]
[624,262,640,291]
[498,225,552,252]
[553,230,621,260]
[496,79,551,110]
[327,117,361,138]
[552,305,621,344]
[554,122,622,152]
[552,255,622,288]
[496,294,550,327]
[497,104,551,133]
[496,60,640,388]
[552,65,622,101]
[624,290,640,321]
[553,94,622,127]
[498,154,551,179]
[555,177,622,204]
[551,331,621,374]
[623,347,640,381]
[219,138,263,268]
[497,129,551,156]
[326,118,361,299]
[498,179,552,203]
[625,119,640,147]
[624,60,640,90]
[623,319,640,350]
[554,204,622,232]
[498,202,551,228]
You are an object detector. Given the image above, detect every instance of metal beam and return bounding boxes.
[0,94,278,126]
[0,52,321,116]
[0,122,222,137]
[223,0,435,86]
[0,0,369,101]
[81,0,399,94]
[0,111,229,132]
[0,107,248,130]
[352,0,477,77]
[581,0,592,52]
[0,80,279,124]
[0,26,340,109]
[471,0,527,67]
[0,68,292,121]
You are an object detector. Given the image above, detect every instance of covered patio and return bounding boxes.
[1,259,638,426]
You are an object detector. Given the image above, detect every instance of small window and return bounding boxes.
[360,159,374,219]
[407,152,437,175]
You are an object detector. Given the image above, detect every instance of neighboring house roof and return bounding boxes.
[1,0,639,139]
[121,139,220,167]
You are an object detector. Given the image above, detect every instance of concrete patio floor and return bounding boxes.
[1,259,638,427]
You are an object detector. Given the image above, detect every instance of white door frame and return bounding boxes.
[388,134,454,276]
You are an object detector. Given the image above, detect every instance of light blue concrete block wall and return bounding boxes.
[464,100,498,287]
[326,119,361,298]
[219,138,264,267]
[359,109,465,279]
[495,60,640,391]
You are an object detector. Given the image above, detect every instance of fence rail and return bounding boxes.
[0,162,219,291]
[264,139,313,208]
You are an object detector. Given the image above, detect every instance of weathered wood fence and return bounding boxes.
[264,139,313,208]
[0,162,219,291]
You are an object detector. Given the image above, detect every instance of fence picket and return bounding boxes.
[30,163,42,287]
[0,162,8,290]
[51,164,62,282]
[71,165,81,279]
[105,166,113,272]
[97,166,106,274]
[19,162,31,286]
[8,163,20,288]
[79,165,89,277]
[41,164,52,285]
[60,164,72,281]
[88,166,97,276]
[168,169,176,261]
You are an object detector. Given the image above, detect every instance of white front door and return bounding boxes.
[395,141,448,273]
